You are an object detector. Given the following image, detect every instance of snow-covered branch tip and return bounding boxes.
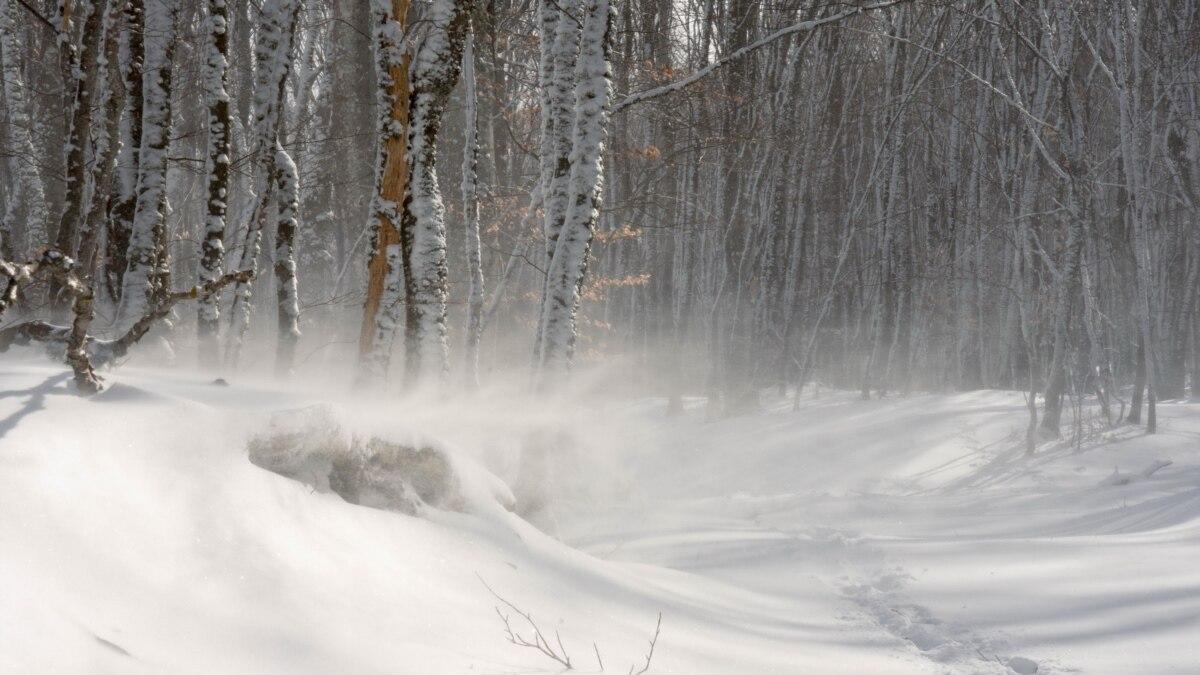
[0,249,76,319]
[103,269,255,363]
[611,0,911,113]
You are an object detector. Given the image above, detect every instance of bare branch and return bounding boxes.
[612,0,911,113]
[628,613,661,675]
[478,574,573,669]
[0,269,253,390]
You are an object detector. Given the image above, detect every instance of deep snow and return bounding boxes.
[1,359,1197,673]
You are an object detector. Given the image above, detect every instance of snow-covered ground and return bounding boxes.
[2,358,1197,673]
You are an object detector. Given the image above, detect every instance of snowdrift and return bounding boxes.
[2,360,1198,673]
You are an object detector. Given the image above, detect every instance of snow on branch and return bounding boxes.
[0,265,252,393]
[0,248,99,392]
[0,249,75,319]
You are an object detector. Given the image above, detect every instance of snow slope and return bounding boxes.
[2,358,1198,673]
[557,390,1200,674]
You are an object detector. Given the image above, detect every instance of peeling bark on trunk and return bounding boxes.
[358,0,413,380]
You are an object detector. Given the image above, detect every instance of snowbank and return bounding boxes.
[2,359,1198,673]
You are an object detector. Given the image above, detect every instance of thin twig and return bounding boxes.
[629,613,661,675]
[478,574,573,669]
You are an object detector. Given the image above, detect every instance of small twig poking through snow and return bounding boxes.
[627,612,661,674]
[478,574,663,673]
[479,574,572,669]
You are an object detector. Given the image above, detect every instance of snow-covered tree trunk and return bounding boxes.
[198,0,231,367]
[117,0,176,329]
[541,0,580,258]
[225,0,300,366]
[531,0,580,362]
[461,32,484,388]
[51,0,103,268]
[535,0,613,381]
[273,143,300,376]
[399,0,472,386]
[358,0,412,380]
[0,0,49,260]
[75,0,124,278]
[107,0,143,301]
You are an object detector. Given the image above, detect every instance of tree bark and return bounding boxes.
[198,0,231,367]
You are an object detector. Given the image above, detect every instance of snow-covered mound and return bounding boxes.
[2,359,1198,673]
[246,403,516,516]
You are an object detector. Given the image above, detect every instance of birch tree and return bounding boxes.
[225,0,300,365]
[198,0,232,366]
[461,31,484,387]
[117,0,177,328]
[535,0,612,381]
[358,0,412,379]
[107,0,142,301]
[398,0,473,385]
[274,142,301,375]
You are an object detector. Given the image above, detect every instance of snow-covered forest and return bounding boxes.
[1,0,1199,672]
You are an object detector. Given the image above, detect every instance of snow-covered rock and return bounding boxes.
[247,404,515,515]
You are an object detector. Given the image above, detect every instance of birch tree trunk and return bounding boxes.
[535,0,613,381]
[358,0,412,380]
[76,0,124,279]
[531,0,579,363]
[51,0,104,266]
[224,0,299,366]
[117,0,176,329]
[461,32,485,388]
[198,0,231,366]
[399,0,472,386]
[274,142,300,376]
[106,0,143,302]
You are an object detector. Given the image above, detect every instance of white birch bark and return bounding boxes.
[536,0,613,380]
[198,0,231,366]
[107,0,143,300]
[461,32,484,387]
[399,0,472,385]
[117,0,176,329]
[274,142,300,375]
[225,0,300,366]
